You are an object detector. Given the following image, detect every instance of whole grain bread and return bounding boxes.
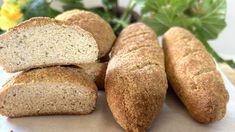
[79,62,108,90]
[55,9,116,58]
[105,23,168,131]
[111,22,157,56]
[0,17,98,73]
[163,27,229,123]
[0,66,97,118]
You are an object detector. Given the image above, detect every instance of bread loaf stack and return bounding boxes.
[0,10,115,117]
[105,23,168,131]
[0,8,230,131]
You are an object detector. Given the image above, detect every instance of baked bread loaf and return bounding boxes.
[56,9,116,58]
[163,27,229,123]
[79,62,108,90]
[105,23,168,131]
[111,22,157,56]
[0,66,97,118]
[0,17,98,73]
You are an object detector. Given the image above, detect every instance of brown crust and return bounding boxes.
[105,23,168,131]
[163,27,229,123]
[111,22,157,56]
[0,17,93,39]
[7,109,95,118]
[0,66,98,118]
[1,66,97,93]
[56,9,116,58]
[79,62,108,90]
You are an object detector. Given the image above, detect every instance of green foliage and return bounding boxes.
[141,0,226,40]
[141,0,234,68]
[23,0,60,19]
[102,0,117,11]
[59,0,85,11]
[0,30,5,34]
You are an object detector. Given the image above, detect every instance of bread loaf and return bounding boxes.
[56,9,116,58]
[105,23,168,131]
[0,17,98,73]
[79,62,108,90]
[163,27,229,123]
[0,66,97,118]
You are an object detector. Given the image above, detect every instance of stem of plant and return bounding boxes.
[202,38,235,68]
[113,0,136,32]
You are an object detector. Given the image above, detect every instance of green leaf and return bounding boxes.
[140,0,226,40]
[89,7,112,23]
[102,0,117,10]
[0,30,5,34]
[141,0,192,35]
[59,0,85,11]
[23,0,61,19]
[188,0,227,40]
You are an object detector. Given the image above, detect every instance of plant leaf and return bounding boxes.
[89,7,112,23]
[59,0,85,11]
[23,0,61,19]
[188,0,227,40]
[102,0,117,10]
[140,0,226,40]
[0,30,5,34]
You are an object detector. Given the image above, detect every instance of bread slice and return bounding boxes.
[0,17,98,73]
[56,9,116,58]
[163,27,229,123]
[0,66,97,118]
[105,23,168,131]
[79,62,108,90]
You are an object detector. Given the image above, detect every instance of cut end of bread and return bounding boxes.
[0,66,97,118]
[0,17,98,72]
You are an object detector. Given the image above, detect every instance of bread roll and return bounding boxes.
[105,23,168,131]
[163,27,229,123]
[79,62,108,90]
[56,9,116,58]
[0,66,97,118]
[0,17,98,73]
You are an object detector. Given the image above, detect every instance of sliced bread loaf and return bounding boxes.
[0,17,98,73]
[55,9,116,58]
[0,66,97,118]
[79,62,108,90]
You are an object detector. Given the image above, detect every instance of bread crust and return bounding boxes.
[56,9,116,58]
[163,27,229,123]
[79,62,108,90]
[105,23,168,131]
[111,22,157,56]
[0,66,97,118]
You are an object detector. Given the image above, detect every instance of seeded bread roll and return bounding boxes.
[105,23,168,131]
[111,22,157,56]
[79,62,108,90]
[163,27,229,123]
[0,17,98,73]
[0,66,97,118]
[56,9,116,58]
